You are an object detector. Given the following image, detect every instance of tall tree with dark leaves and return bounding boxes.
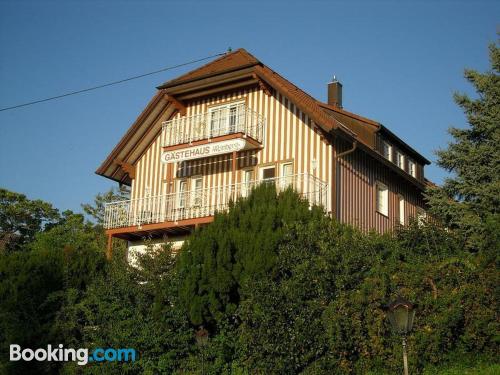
[425,41,500,250]
[0,188,60,252]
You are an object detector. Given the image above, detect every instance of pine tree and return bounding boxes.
[425,41,500,249]
[177,184,326,326]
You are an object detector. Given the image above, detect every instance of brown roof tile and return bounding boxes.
[158,49,260,89]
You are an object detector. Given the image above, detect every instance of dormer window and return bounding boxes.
[382,141,393,161]
[408,160,416,177]
[396,151,405,170]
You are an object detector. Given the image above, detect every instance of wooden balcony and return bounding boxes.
[162,103,264,148]
[104,173,328,233]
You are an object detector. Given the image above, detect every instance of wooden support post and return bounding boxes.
[232,151,237,183]
[232,151,237,199]
[164,94,187,116]
[106,234,113,260]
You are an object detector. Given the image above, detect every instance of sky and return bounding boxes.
[0,0,498,213]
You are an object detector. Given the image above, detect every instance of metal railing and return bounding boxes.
[104,173,327,229]
[162,103,265,147]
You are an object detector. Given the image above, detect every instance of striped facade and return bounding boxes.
[131,86,334,213]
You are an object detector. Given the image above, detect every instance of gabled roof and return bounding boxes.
[97,48,430,187]
[158,49,260,89]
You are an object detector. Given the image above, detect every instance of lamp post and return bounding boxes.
[195,326,209,375]
[385,297,416,375]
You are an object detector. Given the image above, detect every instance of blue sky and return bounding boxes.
[0,0,498,213]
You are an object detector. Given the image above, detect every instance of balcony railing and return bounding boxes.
[104,173,327,229]
[162,103,265,147]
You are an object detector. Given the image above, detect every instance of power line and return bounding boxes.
[0,52,226,113]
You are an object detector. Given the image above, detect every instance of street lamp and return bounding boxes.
[385,297,416,375]
[195,326,209,375]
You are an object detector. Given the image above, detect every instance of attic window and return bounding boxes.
[408,160,416,178]
[396,151,405,170]
[382,141,393,161]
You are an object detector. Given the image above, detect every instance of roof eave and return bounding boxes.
[330,128,427,191]
[377,125,431,165]
[157,62,261,90]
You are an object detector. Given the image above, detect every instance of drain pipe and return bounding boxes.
[336,140,358,159]
[332,140,358,221]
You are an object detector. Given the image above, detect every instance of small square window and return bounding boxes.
[261,167,276,180]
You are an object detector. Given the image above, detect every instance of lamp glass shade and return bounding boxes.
[407,309,415,332]
[386,297,416,334]
[394,306,409,333]
[195,328,209,347]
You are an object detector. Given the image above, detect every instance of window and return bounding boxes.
[396,151,405,169]
[241,169,254,197]
[209,102,244,137]
[177,180,188,208]
[191,177,203,206]
[376,182,389,216]
[408,160,416,177]
[417,208,427,226]
[399,195,405,225]
[261,166,276,181]
[281,162,293,189]
[382,141,393,161]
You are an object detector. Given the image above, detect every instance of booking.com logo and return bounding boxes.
[10,344,136,365]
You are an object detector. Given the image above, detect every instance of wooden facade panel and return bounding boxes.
[336,138,425,233]
[131,85,334,213]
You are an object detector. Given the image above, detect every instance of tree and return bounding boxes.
[0,188,60,252]
[81,186,130,225]
[177,184,326,327]
[425,41,500,249]
[73,245,193,375]
[0,211,106,375]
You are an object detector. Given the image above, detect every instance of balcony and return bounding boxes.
[104,173,328,230]
[162,103,265,148]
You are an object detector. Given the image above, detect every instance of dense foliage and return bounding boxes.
[178,184,325,326]
[0,182,498,374]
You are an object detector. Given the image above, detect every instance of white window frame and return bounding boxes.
[375,181,389,217]
[241,168,255,198]
[191,176,203,207]
[398,194,405,225]
[177,179,188,209]
[281,162,294,189]
[382,141,393,161]
[396,151,405,170]
[208,101,245,137]
[408,159,416,178]
[417,208,427,226]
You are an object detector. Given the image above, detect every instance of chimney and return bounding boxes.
[327,76,342,108]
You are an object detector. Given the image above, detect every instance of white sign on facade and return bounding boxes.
[161,139,246,164]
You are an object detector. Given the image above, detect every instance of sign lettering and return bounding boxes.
[161,139,246,163]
